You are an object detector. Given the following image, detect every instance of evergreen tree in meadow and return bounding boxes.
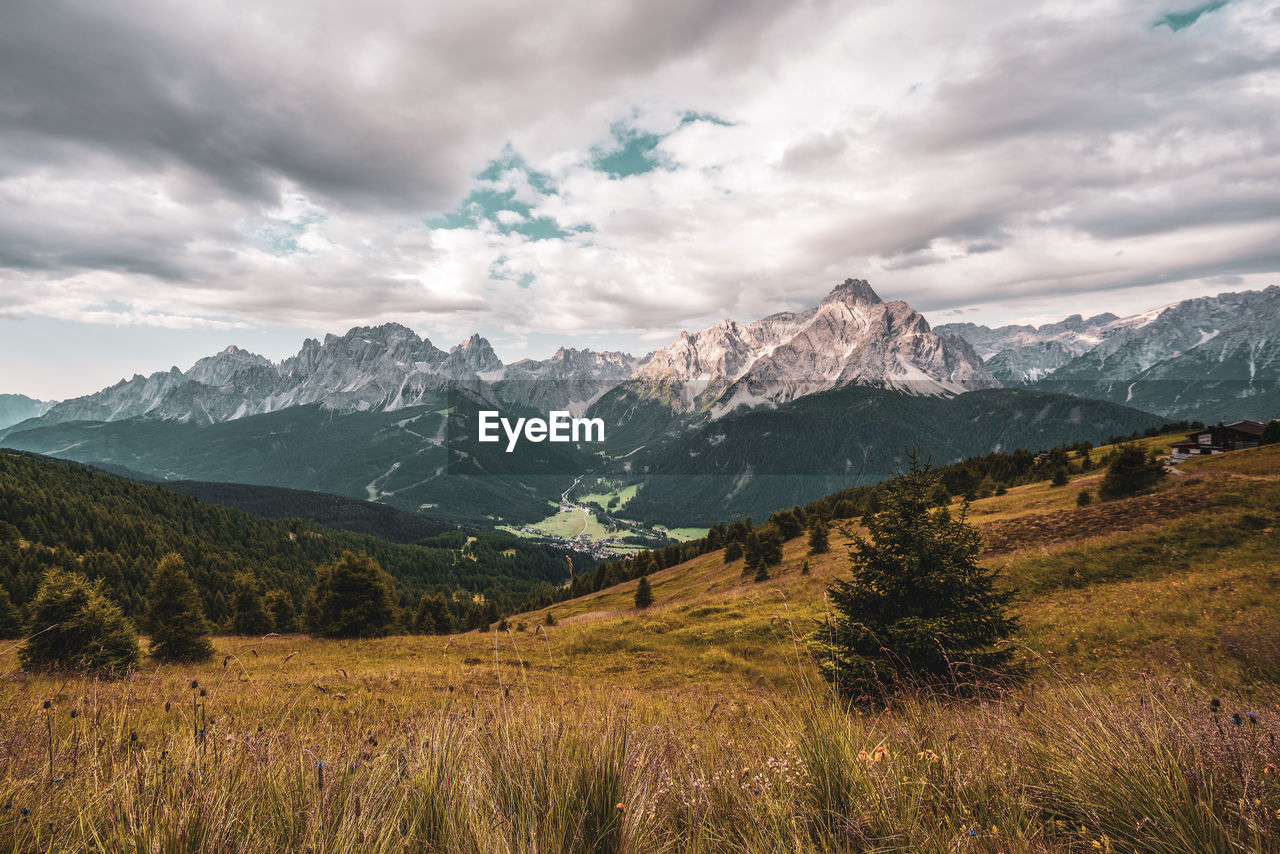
[0,585,22,639]
[814,453,1017,700]
[306,551,397,638]
[742,531,762,569]
[808,520,830,555]
[634,575,654,609]
[752,556,770,583]
[413,592,454,635]
[723,539,743,563]
[759,529,784,567]
[231,571,273,636]
[1051,467,1069,487]
[263,589,298,633]
[1098,445,1164,500]
[145,553,214,663]
[19,568,139,677]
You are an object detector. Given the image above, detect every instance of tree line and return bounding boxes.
[0,452,581,633]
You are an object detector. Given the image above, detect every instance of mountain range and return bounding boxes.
[0,394,54,430]
[937,285,1280,421]
[7,278,1274,526]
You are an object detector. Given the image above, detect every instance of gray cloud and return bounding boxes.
[0,0,1277,363]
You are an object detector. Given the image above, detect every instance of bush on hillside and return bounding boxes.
[1099,445,1164,500]
[18,568,139,677]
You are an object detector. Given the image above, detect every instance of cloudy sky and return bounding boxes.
[2,0,1278,399]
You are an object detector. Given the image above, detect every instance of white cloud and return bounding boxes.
[1,0,1278,360]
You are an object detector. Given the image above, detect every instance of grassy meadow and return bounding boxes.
[2,443,1279,851]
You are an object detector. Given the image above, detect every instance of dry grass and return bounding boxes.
[1,444,1278,851]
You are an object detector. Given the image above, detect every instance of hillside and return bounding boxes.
[0,401,585,525]
[504,439,1280,688]
[156,480,456,544]
[619,386,1161,525]
[0,442,1276,853]
[0,450,578,625]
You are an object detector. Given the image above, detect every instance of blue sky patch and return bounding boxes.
[1155,0,1230,31]
[428,148,570,240]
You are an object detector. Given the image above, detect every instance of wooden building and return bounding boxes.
[1170,420,1265,457]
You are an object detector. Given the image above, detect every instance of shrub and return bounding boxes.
[1099,444,1164,500]
[814,454,1018,699]
[146,553,214,663]
[18,568,139,677]
[1076,489,1093,507]
[1051,467,1069,487]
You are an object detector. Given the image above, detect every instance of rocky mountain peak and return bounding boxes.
[821,278,882,306]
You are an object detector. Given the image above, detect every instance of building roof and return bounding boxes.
[1224,420,1265,437]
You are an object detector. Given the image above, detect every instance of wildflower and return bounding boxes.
[967,828,978,837]
[1264,764,1277,776]
[69,709,77,719]
[21,808,30,816]
[615,802,624,811]
[1210,697,1221,710]
[1231,714,1243,726]
[918,749,939,762]
[1246,711,1258,723]
[190,680,198,689]
[872,745,888,762]
[42,700,50,710]
[857,749,871,763]
[52,777,62,784]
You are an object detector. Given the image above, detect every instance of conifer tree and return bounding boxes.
[413,592,454,634]
[230,572,273,636]
[146,553,214,663]
[752,556,770,583]
[634,575,654,609]
[743,531,762,568]
[800,560,811,576]
[19,568,139,677]
[1099,445,1164,499]
[814,454,1017,700]
[307,551,397,638]
[1263,419,1280,445]
[808,520,830,555]
[760,529,784,566]
[723,539,743,563]
[0,585,22,638]
[263,589,298,633]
